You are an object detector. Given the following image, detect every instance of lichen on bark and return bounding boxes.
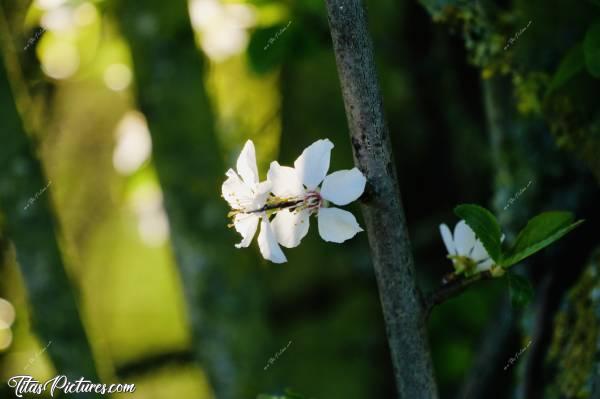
[545,250,600,398]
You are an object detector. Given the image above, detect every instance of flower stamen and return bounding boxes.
[304,191,322,212]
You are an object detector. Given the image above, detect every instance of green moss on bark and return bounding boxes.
[545,250,600,398]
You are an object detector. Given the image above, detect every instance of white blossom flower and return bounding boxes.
[439,220,498,274]
[267,139,366,247]
[222,140,286,263]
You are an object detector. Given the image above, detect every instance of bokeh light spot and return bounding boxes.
[40,41,80,79]
[0,328,13,351]
[104,63,132,92]
[0,299,15,329]
[113,111,152,175]
[74,2,98,27]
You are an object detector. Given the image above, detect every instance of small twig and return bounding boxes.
[248,199,303,214]
[425,270,494,318]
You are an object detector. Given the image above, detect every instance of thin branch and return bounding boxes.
[425,271,494,318]
[324,0,438,397]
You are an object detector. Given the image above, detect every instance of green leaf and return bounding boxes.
[507,273,534,308]
[547,43,585,94]
[454,204,503,263]
[501,212,584,267]
[584,21,600,78]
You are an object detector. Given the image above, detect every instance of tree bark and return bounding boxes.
[324,1,438,397]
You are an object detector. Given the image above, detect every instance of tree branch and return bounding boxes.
[424,271,494,318]
[324,1,438,397]
[0,36,99,392]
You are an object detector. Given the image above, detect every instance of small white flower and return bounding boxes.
[222,140,286,263]
[267,139,366,247]
[439,220,497,274]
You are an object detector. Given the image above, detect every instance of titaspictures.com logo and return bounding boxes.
[7,375,135,397]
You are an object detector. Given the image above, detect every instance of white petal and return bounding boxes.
[439,224,456,255]
[267,161,305,197]
[471,239,491,262]
[320,168,366,206]
[222,169,254,210]
[236,140,259,186]
[233,213,259,248]
[454,220,476,256]
[258,217,287,263]
[293,139,334,190]
[271,209,310,248]
[317,207,363,243]
[476,258,494,272]
[252,180,272,209]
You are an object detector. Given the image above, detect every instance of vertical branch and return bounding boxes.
[324,1,438,397]
[116,2,269,398]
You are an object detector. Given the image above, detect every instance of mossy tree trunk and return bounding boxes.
[0,50,99,397]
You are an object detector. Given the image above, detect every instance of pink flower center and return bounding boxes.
[305,191,322,212]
